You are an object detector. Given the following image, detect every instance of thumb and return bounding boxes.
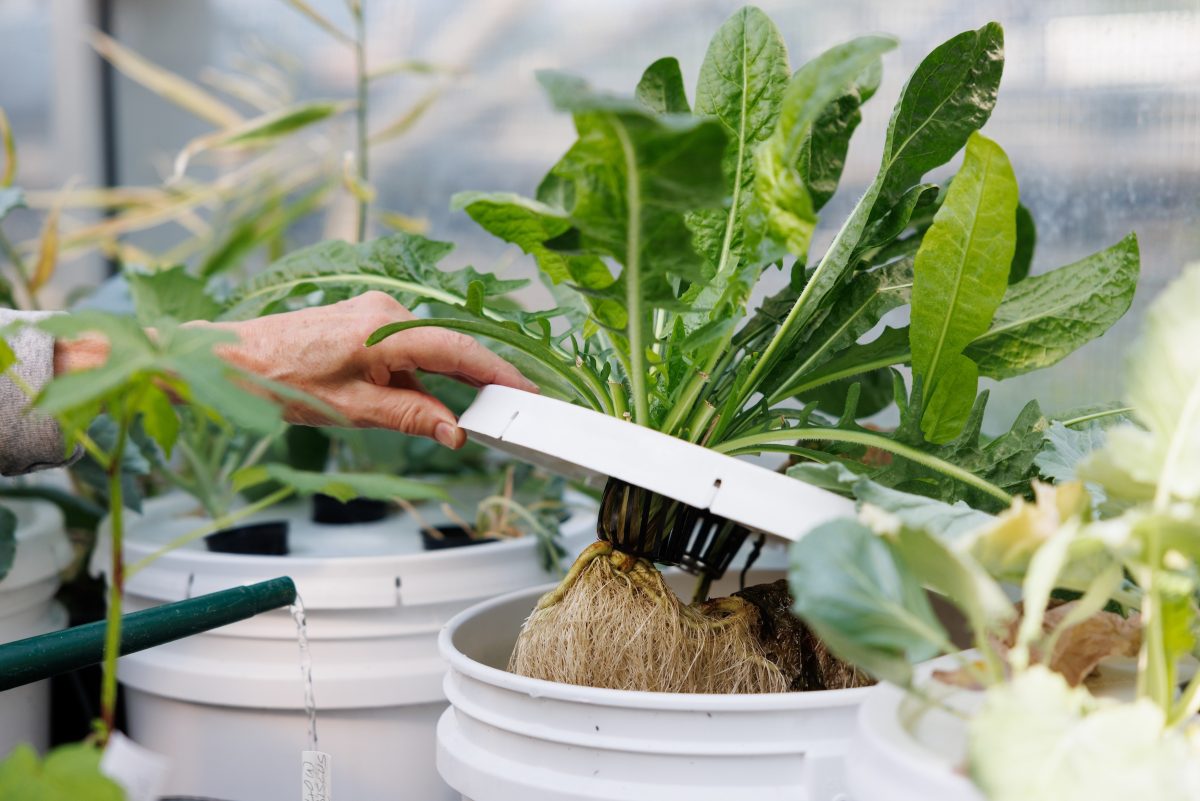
[358,384,465,449]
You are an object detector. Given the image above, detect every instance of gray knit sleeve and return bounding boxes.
[0,310,82,475]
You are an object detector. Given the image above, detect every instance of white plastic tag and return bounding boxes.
[302,750,333,801]
[99,732,171,801]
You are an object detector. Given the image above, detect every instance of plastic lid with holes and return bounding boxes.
[459,385,854,543]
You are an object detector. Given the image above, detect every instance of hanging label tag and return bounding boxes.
[302,750,333,801]
[99,732,171,801]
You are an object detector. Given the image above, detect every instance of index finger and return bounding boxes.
[371,326,539,393]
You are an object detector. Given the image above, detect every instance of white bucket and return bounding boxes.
[846,655,1141,801]
[99,489,597,801]
[0,497,71,757]
[436,569,871,801]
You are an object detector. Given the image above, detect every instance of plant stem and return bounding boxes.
[1058,406,1134,428]
[98,404,135,743]
[353,0,369,243]
[714,427,1013,504]
[613,120,648,425]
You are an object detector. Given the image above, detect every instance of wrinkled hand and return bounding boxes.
[55,292,537,449]
[207,292,537,448]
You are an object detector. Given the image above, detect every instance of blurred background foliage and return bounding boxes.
[0,0,1198,428]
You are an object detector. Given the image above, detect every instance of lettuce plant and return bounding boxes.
[791,264,1200,800]
[366,8,1138,513]
[357,8,1141,695]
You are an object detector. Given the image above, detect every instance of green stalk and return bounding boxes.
[768,351,910,406]
[176,438,223,519]
[98,400,137,743]
[613,121,648,426]
[1058,406,1134,428]
[353,0,369,243]
[734,186,880,411]
[714,427,1013,504]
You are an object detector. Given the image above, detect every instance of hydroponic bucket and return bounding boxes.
[95,489,596,801]
[436,569,871,801]
[846,654,1142,801]
[0,497,70,757]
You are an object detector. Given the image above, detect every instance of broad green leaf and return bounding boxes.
[969,667,1200,801]
[965,233,1139,379]
[128,265,222,325]
[222,233,524,320]
[0,506,15,581]
[0,743,125,801]
[1080,263,1200,505]
[910,132,1017,442]
[534,69,728,423]
[872,23,1005,214]
[1009,202,1036,283]
[681,7,789,344]
[635,57,690,115]
[743,25,1002,407]
[233,464,447,503]
[690,7,788,269]
[789,518,951,684]
[752,35,895,259]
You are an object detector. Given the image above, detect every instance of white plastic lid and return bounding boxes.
[459,385,854,543]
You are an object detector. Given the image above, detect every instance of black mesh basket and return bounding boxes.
[596,476,754,581]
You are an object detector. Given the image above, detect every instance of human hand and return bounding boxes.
[53,292,537,449]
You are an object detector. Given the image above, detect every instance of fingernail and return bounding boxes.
[434,421,460,449]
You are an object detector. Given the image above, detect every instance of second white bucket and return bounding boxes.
[0,496,71,758]
[437,569,871,801]
[99,491,595,801]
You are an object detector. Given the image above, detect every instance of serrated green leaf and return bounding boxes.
[965,233,1139,379]
[911,132,1017,442]
[222,233,524,320]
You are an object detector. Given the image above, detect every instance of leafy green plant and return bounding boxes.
[364,9,1138,514]
[790,263,1200,799]
[27,309,443,740]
